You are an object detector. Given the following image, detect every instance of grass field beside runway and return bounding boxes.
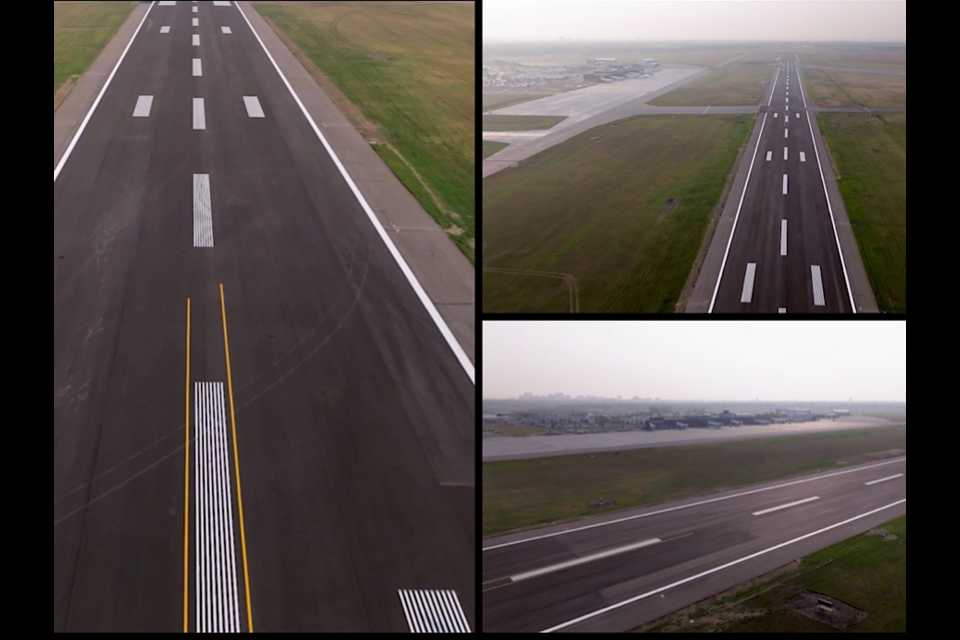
[803,69,906,109]
[642,515,906,632]
[800,50,906,72]
[54,1,136,110]
[648,63,773,106]
[483,424,906,538]
[482,115,752,313]
[483,141,509,159]
[482,115,567,131]
[817,114,906,313]
[483,92,553,112]
[253,1,475,261]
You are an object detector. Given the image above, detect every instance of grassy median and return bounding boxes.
[482,114,753,313]
[648,63,773,107]
[54,1,135,110]
[253,1,475,261]
[483,424,906,538]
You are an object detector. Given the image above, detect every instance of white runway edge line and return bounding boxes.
[399,590,471,633]
[195,382,242,634]
[193,58,203,77]
[752,496,819,517]
[811,264,826,306]
[133,95,154,118]
[482,457,906,552]
[234,1,474,384]
[194,174,214,248]
[740,262,757,304]
[55,1,156,183]
[193,98,206,131]
[796,56,857,312]
[865,474,904,486]
[513,538,661,583]
[541,499,907,633]
[780,219,787,256]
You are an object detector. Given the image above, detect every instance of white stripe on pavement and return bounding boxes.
[782,174,788,195]
[160,26,171,34]
[243,96,265,118]
[193,58,202,77]
[766,151,772,162]
[193,34,200,46]
[778,307,787,313]
[753,496,820,517]
[193,98,206,131]
[193,174,214,248]
[784,128,788,138]
[865,474,904,486]
[780,219,787,256]
[133,95,154,118]
[222,26,232,34]
[513,538,662,582]
[800,151,806,162]
[796,112,800,119]
[193,17,199,26]
[399,590,471,633]
[740,263,756,304]
[784,147,788,161]
[812,264,825,306]
[774,112,778,119]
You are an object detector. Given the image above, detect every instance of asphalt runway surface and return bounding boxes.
[54,1,474,632]
[701,55,872,313]
[482,458,906,632]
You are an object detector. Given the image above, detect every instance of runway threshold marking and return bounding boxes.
[193,174,214,248]
[482,457,906,552]
[184,299,191,633]
[512,538,663,583]
[752,496,819,517]
[399,590,471,633]
[221,285,255,633]
[811,265,826,306]
[740,263,756,304]
[541,499,907,632]
[865,474,904,486]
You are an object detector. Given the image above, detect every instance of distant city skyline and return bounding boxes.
[483,321,907,402]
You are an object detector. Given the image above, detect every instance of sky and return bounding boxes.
[483,321,906,402]
[484,0,907,43]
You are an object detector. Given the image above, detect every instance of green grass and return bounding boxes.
[481,270,573,312]
[54,2,135,107]
[644,515,906,632]
[482,114,753,313]
[799,50,907,72]
[482,115,567,131]
[483,424,906,538]
[483,92,552,111]
[818,114,906,312]
[803,68,907,108]
[648,64,774,106]
[483,141,508,160]
[253,1,475,261]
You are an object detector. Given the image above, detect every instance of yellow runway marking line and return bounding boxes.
[184,298,191,633]
[221,285,254,633]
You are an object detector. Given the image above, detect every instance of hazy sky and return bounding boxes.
[484,1,907,43]
[484,321,906,402]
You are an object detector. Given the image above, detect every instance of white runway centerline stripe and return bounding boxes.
[213,0,232,5]
[778,307,787,313]
[195,382,241,633]
[193,17,199,27]
[811,265,826,306]
[774,112,778,118]
[193,98,206,131]
[800,151,806,162]
[192,34,200,46]
[159,1,176,5]
[780,219,788,256]
[192,5,197,12]
[193,174,214,248]
[399,590,471,633]
[193,58,202,77]
[865,474,904,486]
[784,147,788,161]
[784,128,788,138]
[160,26,171,34]
[243,96,265,118]
[514,538,662,582]
[740,263,757,304]
[765,151,772,162]
[753,496,820,517]
[133,95,154,118]
[782,174,788,195]
[795,112,800,119]
[222,26,233,34]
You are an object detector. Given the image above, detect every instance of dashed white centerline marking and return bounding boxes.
[753,496,820,517]
[213,0,232,5]
[784,128,788,138]
[765,151,772,162]
[132,95,154,118]
[774,112,778,119]
[193,34,200,46]
[782,174,788,195]
[778,307,787,313]
[513,538,662,582]
[159,0,177,5]
[784,147,788,161]
[222,26,232,34]
[193,98,206,131]
[811,265,825,306]
[193,174,214,248]
[865,474,904,486]
[160,26,171,34]
[193,17,199,27]
[193,6,198,13]
[193,58,202,77]
[243,96,265,118]
[399,591,471,633]
[780,219,787,256]
[740,263,757,304]
[800,151,806,162]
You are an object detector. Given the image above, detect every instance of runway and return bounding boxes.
[482,458,906,632]
[54,1,474,632]
[688,55,877,313]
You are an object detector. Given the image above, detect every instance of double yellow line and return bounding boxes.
[184,288,255,633]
